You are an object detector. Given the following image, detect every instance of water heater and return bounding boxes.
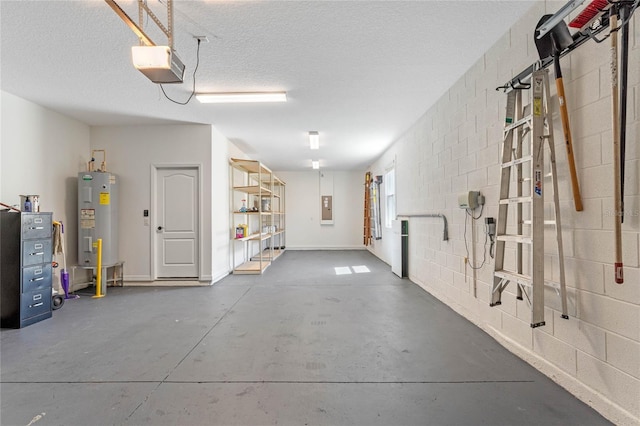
[78,172,119,266]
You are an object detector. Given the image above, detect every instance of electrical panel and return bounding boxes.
[321,196,333,221]
[78,172,119,266]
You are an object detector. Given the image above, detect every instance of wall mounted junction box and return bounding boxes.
[458,191,480,209]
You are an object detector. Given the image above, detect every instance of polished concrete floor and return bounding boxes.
[1,250,609,425]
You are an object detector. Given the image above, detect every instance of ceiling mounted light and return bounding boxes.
[312,160,320,170]
[309,131,319,150]
[196,92,287,103]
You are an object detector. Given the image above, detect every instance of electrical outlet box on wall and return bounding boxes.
[458,191,480,209]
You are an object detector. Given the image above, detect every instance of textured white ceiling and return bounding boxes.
[1,0,535,171]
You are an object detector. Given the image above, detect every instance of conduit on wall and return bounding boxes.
[396,213,449,241]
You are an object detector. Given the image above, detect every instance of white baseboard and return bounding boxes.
[128,280,211,287]
[124,275,152,282]
[123,275,212,286]
[287,246,366,250]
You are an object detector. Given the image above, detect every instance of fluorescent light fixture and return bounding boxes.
[309,131,319,149]
[131,45,185,83]
[195,92,287,103]
[312,160,320,170]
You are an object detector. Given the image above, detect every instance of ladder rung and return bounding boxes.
[501,156,533,168]
[522,172,553,182]
[497,234,532,244]
[495,270,563,290]
[523,220,556,225]
[503,115,532,132]
[499,196,532,204]
[495,270,531,286]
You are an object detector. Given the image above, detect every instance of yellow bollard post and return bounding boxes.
[92,239,105,299]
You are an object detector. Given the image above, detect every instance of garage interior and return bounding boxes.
[1,0,638,425]
[1,251,611,425]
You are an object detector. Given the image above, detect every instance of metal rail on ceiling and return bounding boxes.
[104,0,177,48]
[496,14,610,92]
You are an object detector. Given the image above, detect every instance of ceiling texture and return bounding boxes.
[1,0,535,171]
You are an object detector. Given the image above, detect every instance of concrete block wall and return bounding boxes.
[368,2,639,423]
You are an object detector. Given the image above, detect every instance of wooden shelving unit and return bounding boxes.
[230,158,286,274]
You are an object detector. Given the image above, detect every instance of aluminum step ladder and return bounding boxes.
[491,68,569,328]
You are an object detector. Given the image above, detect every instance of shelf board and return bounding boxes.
[233,185,272,195]
[251,248,285,262]
[233,260,270,274]
[230,158,273,175]
[233,211,271,215]
[235,232,284,241]
[234,232,272,241]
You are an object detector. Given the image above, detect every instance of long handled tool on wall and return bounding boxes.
[617,1,636,224]
[535,15,583,211]
[569,0,636,284]
[609,7,624,284]
[569,0,638,285]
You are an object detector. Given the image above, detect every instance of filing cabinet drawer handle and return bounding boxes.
[33,294,42,301]
[31,302,44,308]
[30,226,45,230]
[31,252,45,256]
[31,277,44,282]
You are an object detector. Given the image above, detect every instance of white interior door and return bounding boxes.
[155,167,199,278]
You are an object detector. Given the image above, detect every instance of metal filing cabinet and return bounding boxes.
[1,211,53,328]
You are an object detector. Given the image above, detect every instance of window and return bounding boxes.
[385,168,396,228]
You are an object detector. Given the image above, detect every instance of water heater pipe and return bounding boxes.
[88,150,107,172]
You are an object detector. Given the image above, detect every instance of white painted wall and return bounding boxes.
[211,126,240,282]
[276,170,363,249]
[1,91,90,287]
[1,99,244,284]
[90,125,215,282]
[367,2,640,423]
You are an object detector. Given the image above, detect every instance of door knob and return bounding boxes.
[157,226,163,231]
